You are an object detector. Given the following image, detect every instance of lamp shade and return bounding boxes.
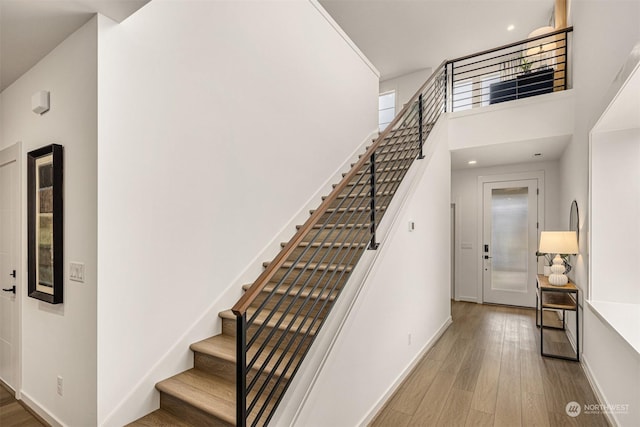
[539,231,578,254]
[526,26,557,57]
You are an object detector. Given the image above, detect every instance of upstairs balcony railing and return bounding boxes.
[446,27,573,112]
[232,26,572,427]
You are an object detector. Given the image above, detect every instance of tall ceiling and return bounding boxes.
[319,0,555,80]
[0,0,150,92]
[0,0,555,91]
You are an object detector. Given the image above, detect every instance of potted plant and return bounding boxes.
[521,57,533,74]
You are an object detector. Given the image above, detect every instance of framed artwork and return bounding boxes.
[28,144,63,304]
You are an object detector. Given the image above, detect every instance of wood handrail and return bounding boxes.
[448,26,573,64]
[232,62,448,316]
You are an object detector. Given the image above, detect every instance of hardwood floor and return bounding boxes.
[0,384,45,427]
[370,301,609,427]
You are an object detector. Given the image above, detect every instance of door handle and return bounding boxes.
[484,255,492,259]
[2,285,16,294]
[9,270,15,278]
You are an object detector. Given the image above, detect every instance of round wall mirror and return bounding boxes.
[569,200,579,241]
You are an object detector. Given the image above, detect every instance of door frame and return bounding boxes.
[476,171,544,304]
[0,142,22,397]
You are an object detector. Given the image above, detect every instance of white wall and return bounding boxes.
[289,119,451,427]
[451,160,561,303]
[0,18,97,427]
[380,68,433,112]
[448,91,574,151]
[96,1,378,424]
[591,128,640,304]
[562,1,640,425]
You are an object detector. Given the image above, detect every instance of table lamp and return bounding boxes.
[538,231,578,285]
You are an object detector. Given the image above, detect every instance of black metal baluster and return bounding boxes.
[368,152,379,250]
[418,93,425,159]
[236,313,247,427]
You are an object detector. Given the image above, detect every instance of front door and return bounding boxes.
[482,179,538,307]
[0,144,20,389]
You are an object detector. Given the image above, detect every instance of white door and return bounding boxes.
[0,144,20,389]
[482,179,538,307]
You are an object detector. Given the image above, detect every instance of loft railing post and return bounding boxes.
[563,30,568,91]
[368,152,379,250]
[236,312,247,427]
[418,94,425,159]
[443,63,449,113]
[450,62,455,113]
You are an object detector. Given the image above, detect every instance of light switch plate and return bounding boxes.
[70,262,85,283]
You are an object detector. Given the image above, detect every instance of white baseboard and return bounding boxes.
[581,355,619,427]
[20,391,64,427]
[358,316,453,427]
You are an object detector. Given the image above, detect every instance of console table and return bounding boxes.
[536,274,579,361]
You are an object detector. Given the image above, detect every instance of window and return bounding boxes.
[452,80,472,111]
[378,91,395,131]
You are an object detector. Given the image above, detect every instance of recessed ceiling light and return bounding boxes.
[507,25,515,31]
[468,160,477,165]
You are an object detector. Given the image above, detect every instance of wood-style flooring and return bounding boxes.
[0,384,44,427]
[0,302,608,426]
[370,301,609,427]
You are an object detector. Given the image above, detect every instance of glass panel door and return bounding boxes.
[482,179,538,307]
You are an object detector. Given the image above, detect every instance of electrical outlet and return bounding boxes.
[57,376,63,396]
[69,262,85,283]
[408,221,415,232]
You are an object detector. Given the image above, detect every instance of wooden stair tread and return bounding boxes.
[127,408,193,426]
[262,260,353,272]
[311,205,387,214]
[360,144,419,157]
[350,165,409,177]
[156,369,235,425]
[191,334,299,380]
[242,282,338,302]
[336,176,403,188]
[281,241,366,249]
[326,190,393,200]
[219,308,321,337]
[298,223,369,230]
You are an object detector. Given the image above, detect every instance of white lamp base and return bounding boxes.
[548,254,568,286]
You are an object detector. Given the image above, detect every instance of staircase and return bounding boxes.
[127,66,445,426]
[126,27,576,426]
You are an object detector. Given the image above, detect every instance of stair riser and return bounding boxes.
[337,179,403,195]
[193,352,290,398]
[317,209,386,225]
[301,227,371,243]
[249,291,335,320]
[222,317,316,350]
[160,392,233,427]
[287,245,364,264]
[360,145,420,159]
[355,150,417,166]
[269,264,354,287]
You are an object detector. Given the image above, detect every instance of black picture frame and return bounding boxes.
[28,144,63,304]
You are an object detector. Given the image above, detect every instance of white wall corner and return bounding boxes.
[308,0,380,78]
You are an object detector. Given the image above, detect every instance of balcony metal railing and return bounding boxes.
[446,27,572,112]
